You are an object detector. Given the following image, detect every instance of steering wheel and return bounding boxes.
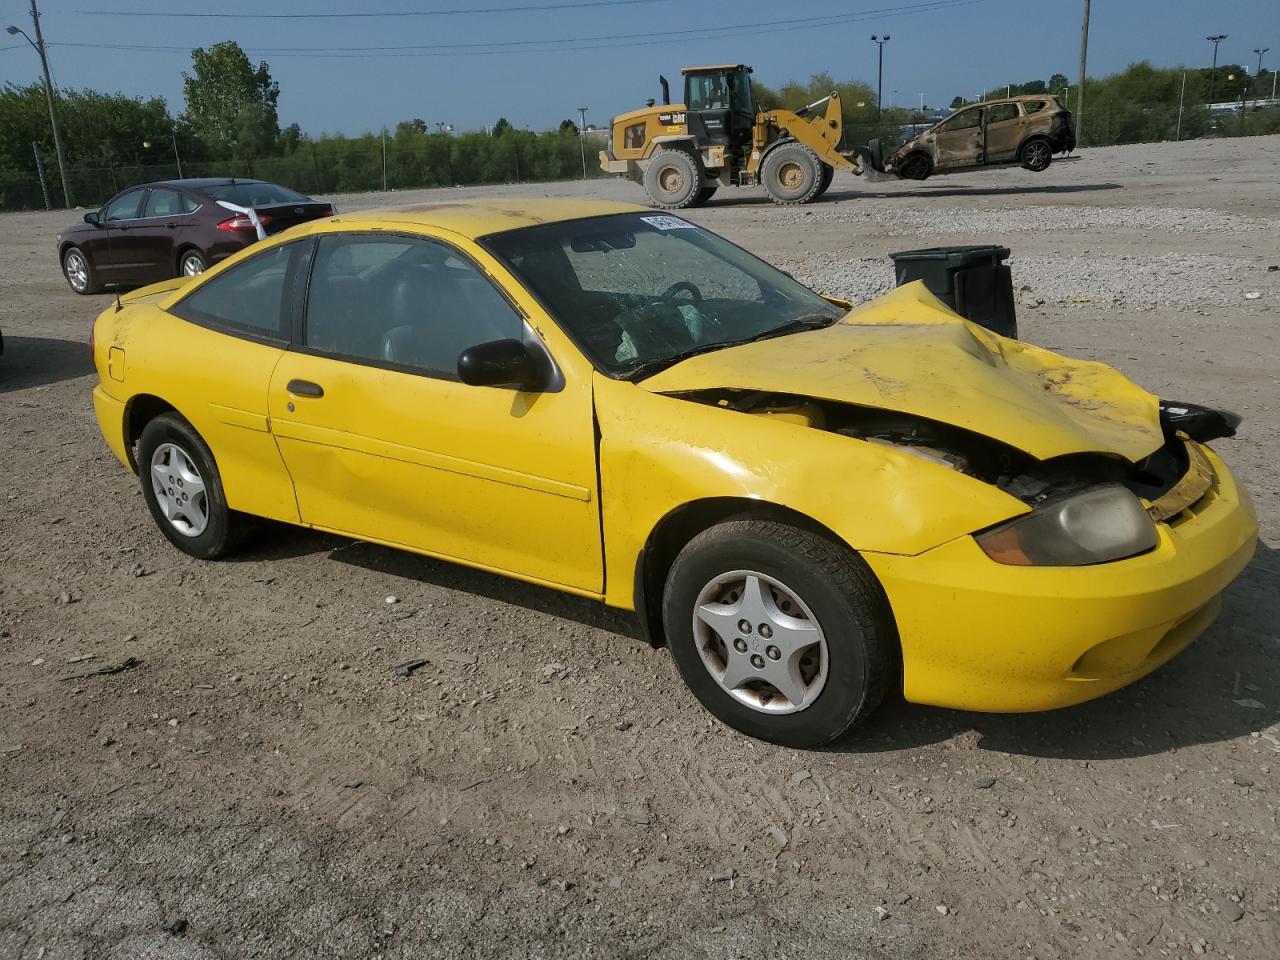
[661,280,703,304]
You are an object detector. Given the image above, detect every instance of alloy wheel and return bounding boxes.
[65,251,88,292]
[150,442,209,537]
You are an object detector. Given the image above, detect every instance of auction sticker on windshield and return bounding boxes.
[641,215,696,230]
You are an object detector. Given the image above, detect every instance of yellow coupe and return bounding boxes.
[90,199,1258,747]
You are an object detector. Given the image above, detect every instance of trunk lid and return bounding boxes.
[254,201,333,235]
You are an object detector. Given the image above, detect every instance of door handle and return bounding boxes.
[166,222,179,229]
[286,379,324,398]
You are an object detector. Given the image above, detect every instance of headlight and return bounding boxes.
[976,483,1157,566]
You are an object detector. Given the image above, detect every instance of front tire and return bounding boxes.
[761,143,824,205]
[688,186,718,207]
[643,149,703,209]
[63,246,101,295]
[1019,137,1053,172]
[137,413,247,560]
[662,519,898,748]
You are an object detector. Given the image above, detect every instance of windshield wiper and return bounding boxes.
[622,313,842,382]
[746,312,842,343]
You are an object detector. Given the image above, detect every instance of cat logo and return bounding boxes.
[657,112,687,126]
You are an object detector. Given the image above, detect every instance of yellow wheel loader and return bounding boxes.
[599,64,868,208]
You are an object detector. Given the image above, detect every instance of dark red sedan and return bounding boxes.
[56,178,333,295]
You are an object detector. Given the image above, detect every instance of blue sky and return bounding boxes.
[2,0,1276,135]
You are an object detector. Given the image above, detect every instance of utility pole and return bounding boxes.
[171,128,183,178]
[870,35,890,115]
[577,106,589,179]
[1254,48,1270,98]
[1175,71,1187,140]
[381,128,387,191]
[1206,34,1227,104]
[31,141,51,210]
[1077,0,1090,146]
[7,0,72,206]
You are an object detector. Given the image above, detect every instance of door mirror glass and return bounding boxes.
[83,211,100,226]
[457,338,545,390]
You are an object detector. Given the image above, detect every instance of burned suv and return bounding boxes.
[885,95,1076,181]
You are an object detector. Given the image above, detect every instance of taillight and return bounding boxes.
[217,213,272,233]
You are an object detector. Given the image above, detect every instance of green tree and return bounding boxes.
[558,119,579,135]
[181,41,280,159]
[491,117,512,137]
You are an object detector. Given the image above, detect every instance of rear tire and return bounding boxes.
[662,519,898,748]
[137,413,249,560]
[688,186,718,207]
[177,248,207,278]
[643,149,703,209]
[62,246,101,295]
[761,142,824,205]
[1019,137,1053,172]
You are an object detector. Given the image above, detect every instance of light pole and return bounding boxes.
[7,1,72,207]
[1254,47,1270,99]
[577,106,589,179]
[870,35,890,115]
[1207,34,1228,104]
[1077,0,1090,145]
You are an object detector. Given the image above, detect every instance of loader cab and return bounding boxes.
[682,64,755,149]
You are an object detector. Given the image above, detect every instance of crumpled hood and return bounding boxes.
[640,283,1164,463]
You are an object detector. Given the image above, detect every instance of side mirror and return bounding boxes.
[83,211,101,226]
[457,338,545,390]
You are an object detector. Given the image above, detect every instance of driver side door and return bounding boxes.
[268,231,603,593]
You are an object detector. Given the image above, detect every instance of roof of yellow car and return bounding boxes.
[321,197,648,238]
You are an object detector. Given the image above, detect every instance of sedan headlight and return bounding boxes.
[976,483,1158,567]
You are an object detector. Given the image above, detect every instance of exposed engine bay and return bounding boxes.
[670,389,1238,517]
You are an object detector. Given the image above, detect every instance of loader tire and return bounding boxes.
[644,149,703,208]
[762,143,824,205]
[688,186,718,207]
[814,163,835,199]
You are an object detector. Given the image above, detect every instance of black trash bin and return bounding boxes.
[888,244,1017,338]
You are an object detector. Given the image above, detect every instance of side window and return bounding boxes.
[944,108,982,132]
[304,234,523,378]
[180,194,202,214]
[1022,100,1048,114]
[986,103,1020,124]
[103,189,145,221]
[170,241,296,340]
[143,188,183,218]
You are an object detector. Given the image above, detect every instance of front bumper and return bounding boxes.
[865,444,1258,712]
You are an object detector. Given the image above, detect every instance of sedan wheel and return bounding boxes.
[137,413,249,559]
[663,519,898,747]
[62,247,100,295]
[693,570,828,714]
[150,442,209,537]
[180,251,207,277]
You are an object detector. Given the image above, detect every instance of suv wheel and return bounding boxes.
[1020,138,1053,172]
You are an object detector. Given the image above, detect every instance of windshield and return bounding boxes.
[201,181,309,206]
[482,213,843,378]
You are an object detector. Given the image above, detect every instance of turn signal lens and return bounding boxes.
[976,484,1158,567]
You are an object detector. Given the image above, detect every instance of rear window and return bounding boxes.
[201,182,308,206]
[1023,100,1048,114]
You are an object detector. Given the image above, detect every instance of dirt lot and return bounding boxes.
[2,136,1279,960]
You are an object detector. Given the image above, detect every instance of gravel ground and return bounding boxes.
[2,136,1279,960]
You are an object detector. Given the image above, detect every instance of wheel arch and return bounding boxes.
[122,394,180,472]
[174,243,205,274]
[631,497,851,648]
[1017,132,1052,157]
[896,148,934,179]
